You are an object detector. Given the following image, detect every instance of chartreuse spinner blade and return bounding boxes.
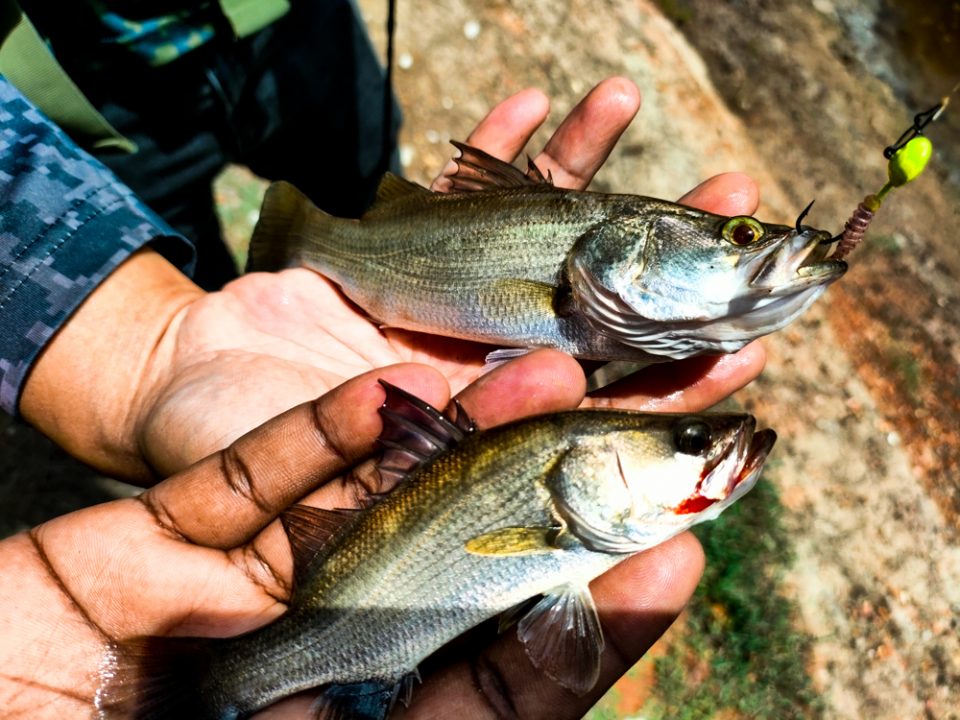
[830,80,958,260]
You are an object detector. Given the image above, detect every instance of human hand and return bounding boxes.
[0,355,704,719]
[132,76,764,478]
[20,77,764,481]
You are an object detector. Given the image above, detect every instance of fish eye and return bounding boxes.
[722,216,765,246]
[673,418,712,456]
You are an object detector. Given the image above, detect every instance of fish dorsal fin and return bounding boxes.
[517,584,604,696]
[280,504,361,595]
[372,172,432,207]
[448,140,554,192]
[376,380,476,486]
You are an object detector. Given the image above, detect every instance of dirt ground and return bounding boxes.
[2,1,958,718]
[366,2,960,715]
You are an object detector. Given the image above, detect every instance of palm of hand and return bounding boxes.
[141,269,489,475]
[3,363,704,719]
[138,76,765,477]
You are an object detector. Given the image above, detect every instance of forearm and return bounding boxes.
[0,533,103,718]
[0,75,198,479]
[19,248,203,480]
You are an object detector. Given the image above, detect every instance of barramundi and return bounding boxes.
[249,142,845,381]
[98,382,776,719]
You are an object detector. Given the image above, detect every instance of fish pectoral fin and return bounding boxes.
[464,526,563,556]
[479,278,559,321]
[517,584,604,695]
[377,380,475,487]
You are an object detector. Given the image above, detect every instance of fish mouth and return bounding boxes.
[751,230,847,293]
[675,421,777,515]
[731,428,777,495]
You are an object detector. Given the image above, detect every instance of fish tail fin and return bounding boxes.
[247,180,343,272]
[97,636,221,720]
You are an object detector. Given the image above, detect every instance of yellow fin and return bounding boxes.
[477,279,561,322]
[465,526,561,556]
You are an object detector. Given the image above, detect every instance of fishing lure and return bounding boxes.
[830,81,958,260]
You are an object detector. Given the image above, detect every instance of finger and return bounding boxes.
[533,76,641,190]
[432,88,550,191]
[234,349,589,597]
[678,171,760,216]
[142,364,450,549]
[398,533,705,720]
[585,341,767,413]
[452,348,587,428]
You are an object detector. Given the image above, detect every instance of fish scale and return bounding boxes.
[98,386,775,720]
[248,142,844,373]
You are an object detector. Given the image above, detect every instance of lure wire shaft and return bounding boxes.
[830,80,956,259]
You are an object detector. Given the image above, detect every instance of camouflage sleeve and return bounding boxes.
[0,75,195,416]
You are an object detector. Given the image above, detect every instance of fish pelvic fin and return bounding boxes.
[480,347,535,376]
[247,180,343,272]
[314,680,402,720]
[96,636,225,720]
[517,584,604,696]
[585,361,650,392]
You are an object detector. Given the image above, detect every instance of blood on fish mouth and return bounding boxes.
[673,426,775,515]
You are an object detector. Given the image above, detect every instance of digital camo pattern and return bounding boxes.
[0,76,192,415]
[92,5,217,66]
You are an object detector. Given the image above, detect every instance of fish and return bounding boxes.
[248,142,845,383]
[97,381,776,720]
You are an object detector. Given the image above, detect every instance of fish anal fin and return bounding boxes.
[376,380,474,482]
[517,585,604,696]
[448,140,554,192]
[280,504,360,592]
[465,526,562,556]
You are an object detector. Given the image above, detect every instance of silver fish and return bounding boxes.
[249,142,845,378]
[98,382,776,719]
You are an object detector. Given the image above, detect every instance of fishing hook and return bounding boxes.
[826,80,957,256]
[795,199,816,233]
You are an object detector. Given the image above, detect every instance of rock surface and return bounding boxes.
[2,1,957,717]
[361,0,960,716]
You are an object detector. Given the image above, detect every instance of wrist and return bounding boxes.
[19,247,203,481]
